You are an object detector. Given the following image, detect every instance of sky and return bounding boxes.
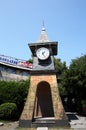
[0,0,86,66]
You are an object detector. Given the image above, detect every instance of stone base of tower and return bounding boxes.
[19,119,69,128]
[19,74,69,128]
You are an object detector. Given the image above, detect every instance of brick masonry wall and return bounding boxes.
[20,74,67,121]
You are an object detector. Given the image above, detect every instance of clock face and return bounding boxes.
[36,47,50,60]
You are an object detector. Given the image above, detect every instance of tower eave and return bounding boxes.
[28,41,58,56]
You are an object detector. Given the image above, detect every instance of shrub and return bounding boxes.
[0,102,17,120]
[0,79,30,118]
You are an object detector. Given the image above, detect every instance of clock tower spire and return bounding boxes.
[37,22,50,43]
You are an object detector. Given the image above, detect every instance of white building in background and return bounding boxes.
[0,54,32,81]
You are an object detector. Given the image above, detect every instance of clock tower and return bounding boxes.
[19,25,69,127]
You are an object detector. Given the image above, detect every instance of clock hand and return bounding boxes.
[42,51,45,55]
[42,51,45,56]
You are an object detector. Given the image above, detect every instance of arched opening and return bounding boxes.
[33,81,54,119]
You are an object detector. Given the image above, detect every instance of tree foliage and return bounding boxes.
[60,54,86,112]
[54,58,67,75]
[54,58,68,95]
[61,55,86,97]
[0,79,30,119]
[69,55,86,87]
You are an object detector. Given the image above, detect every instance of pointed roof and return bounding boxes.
[28,23,58,56]
[37,23,50,43]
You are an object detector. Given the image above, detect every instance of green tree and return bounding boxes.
[54,58,67,75]
[61,54,86,95]
[61,54,86,113]
[54,58,68,95]
[69,54,86,97]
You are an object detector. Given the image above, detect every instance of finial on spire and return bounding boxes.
[43,20,44,27]
[42,20,45,31]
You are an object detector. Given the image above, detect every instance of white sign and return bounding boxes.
[37,127,48,130]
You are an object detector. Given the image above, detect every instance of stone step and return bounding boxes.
[32,118,69,127]
[32,118,56,127]
[32,119,55,124]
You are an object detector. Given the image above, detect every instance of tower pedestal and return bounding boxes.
[19,73,69,127]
